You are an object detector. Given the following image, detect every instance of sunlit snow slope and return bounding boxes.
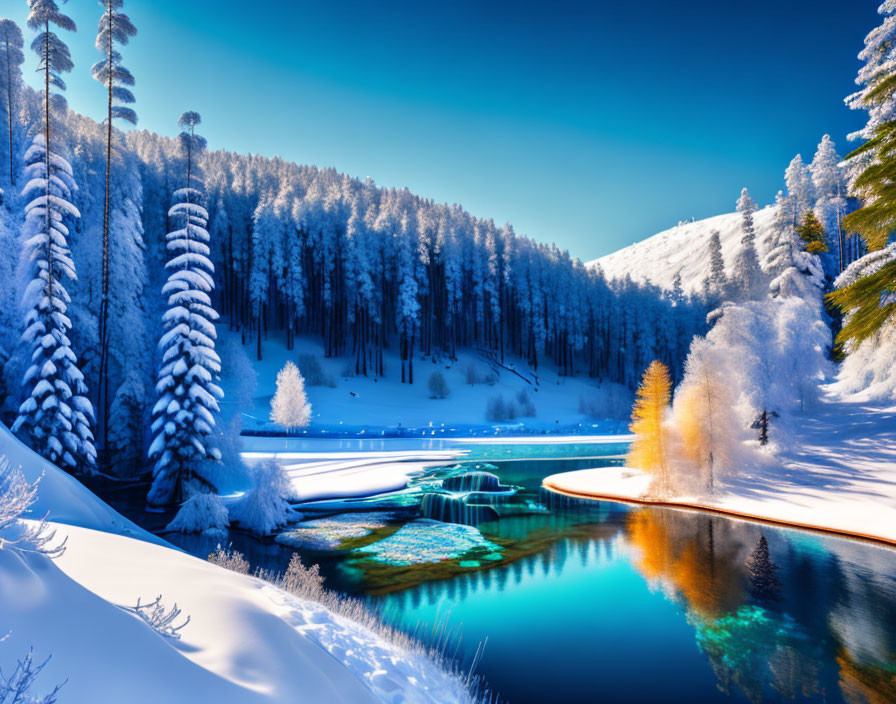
[589,207,778,292]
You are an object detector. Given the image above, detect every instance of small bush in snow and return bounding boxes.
[428,371,450,399]
[515,388,536,417]
[485,394,518,423]
[229,460,299,535]
[578,383,635,420]
[0,646,64,704]
[0,460,65,558]
[465,363,496,386]
[125,595,190,640]
[297,354,335,388]
[166,493,229,534]
[207,545,250,574]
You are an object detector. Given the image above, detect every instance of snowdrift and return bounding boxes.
[0,423,475,703]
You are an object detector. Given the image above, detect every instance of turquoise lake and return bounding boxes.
[162,439,896,703]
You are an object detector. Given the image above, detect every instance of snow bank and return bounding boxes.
[3,521,474,703]
[544,398,896,545]
[0,418,476,703]
[0,422,163,544]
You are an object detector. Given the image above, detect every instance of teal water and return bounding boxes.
[365,444,896,704]
[164,439,896,703]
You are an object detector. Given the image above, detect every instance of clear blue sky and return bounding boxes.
[5,0,881,260]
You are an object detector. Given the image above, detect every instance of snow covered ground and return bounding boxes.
[241,446,462,502]
[0,423,478,703]
[589,207,778,292]
[544,396,896,545]
[220,330,632,436]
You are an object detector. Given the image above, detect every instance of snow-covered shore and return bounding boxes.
[544,399,896,546]
[1,423,477,703]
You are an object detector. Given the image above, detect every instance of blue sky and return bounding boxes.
[6,0,880,260]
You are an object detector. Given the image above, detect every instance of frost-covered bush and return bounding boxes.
[125,595,190,640]
[166,493,229,535]
[207,545,250,574]
[297,354,335,388]
[465,363,496,386]
[578,383,634,420]
[229,460,299,535]
[428,371,450,399]
[515,388,536,417]
[485,394,518,423]
[0,459,64,558]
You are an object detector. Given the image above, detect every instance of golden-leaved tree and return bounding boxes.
[626,360,672,494]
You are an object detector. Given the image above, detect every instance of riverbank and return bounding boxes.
[543,398,896,547]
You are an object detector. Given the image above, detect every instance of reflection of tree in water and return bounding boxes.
[746,535,781,605]
[625,509,821,702]
[836,648,896,704]
[829,555,896,704]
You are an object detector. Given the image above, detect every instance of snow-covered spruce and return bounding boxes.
[147,112,223,506]
[730,188,766,301]
[13,0,96,474]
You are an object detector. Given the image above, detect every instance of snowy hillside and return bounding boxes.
[590,207,778,293]
[220,329,634,436]
[0,425,477,703]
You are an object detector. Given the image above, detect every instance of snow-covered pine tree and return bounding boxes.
[784,155,815,227]
[810,135,847,273]
[269,360,311,436]
[12,0,97,473]
[0,19,24,187]
[703,229,727,302]
[731,188,766,300]
[92,0,137,457]
[147,111,223,506]
[766,191,825,305]
[830,1,896,361]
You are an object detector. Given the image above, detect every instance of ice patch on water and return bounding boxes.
[353,519,502,566]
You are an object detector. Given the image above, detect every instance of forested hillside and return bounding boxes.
[0,81,708,478]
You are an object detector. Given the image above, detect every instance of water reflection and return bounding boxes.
[375,504,896,704]
[624,509,896,704]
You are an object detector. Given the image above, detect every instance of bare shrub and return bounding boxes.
[428,371,450,399]
[485,393,518,423]
[123,596,190,640]
[0,646,64,704]
[464,363,496,386]
[578,382,635,420]
[0,460,65,558]
[515,388,536,417]
[297,354,336,387]
[207,545,250,574]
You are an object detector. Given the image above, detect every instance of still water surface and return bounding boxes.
[173,440,896,703]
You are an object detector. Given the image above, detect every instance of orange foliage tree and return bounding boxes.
[627,360,672,494]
